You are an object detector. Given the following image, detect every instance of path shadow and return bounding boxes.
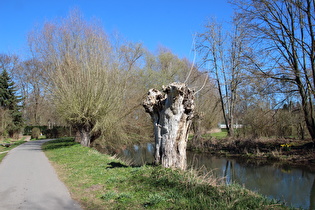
[106,161,154,169]
[41,138,79,151]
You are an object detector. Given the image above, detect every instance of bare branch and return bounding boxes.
[194,72,209,95]
[184,33,197,84]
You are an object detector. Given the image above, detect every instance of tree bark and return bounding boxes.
[78,124,92,147]
[143,82,194,170]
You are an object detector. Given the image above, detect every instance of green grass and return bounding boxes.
[210,131,228,139]
[188,131,228,141]
[42,138,289,210]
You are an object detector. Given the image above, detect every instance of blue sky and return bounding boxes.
[0,0,234,59]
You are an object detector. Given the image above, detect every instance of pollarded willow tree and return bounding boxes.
[141,44,219,170]
[143,82,194,170]
[28,10,125,146]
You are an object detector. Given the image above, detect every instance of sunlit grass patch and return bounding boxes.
[210,131,228,139]
[43,138,288,209]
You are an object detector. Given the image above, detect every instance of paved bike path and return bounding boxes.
[0,139,82,210]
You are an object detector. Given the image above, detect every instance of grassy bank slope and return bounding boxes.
[42,138,288,210]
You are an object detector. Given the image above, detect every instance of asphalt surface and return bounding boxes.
[0,139,82,210]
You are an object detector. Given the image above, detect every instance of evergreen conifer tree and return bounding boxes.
[0,71,6,107]
[0,69,23,137]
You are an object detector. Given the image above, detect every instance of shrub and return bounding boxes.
[45,127,71,138]
[31,127,41,139]
[24,126,48,135]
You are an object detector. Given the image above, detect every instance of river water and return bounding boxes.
[112,143,315,209]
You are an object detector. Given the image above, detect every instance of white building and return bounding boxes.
[218,123,243,129]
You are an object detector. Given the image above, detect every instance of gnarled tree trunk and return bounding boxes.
[75,124,101,147]
[143,82,194,170]
[77,124,92,147]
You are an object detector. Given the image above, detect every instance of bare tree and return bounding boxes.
[0,54,19,73]
[232,0,315,141]
[15,58,48,125]
[119,42,144,72]
[197,17,247,137]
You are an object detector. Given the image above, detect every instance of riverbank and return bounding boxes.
[188,136,315,172]
[42,138,289,209]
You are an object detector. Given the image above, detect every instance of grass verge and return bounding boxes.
[0,139,26,162]
[209,131,228,139]
[43,138,288,210]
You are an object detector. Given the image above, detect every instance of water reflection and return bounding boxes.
[113,143,315,209]
[188,153,315,209]
[119,143,155,165]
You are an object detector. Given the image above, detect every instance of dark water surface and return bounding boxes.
[101,143,315,209]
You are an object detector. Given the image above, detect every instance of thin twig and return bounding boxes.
[184,33,197,84]
[194,72,208,95]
